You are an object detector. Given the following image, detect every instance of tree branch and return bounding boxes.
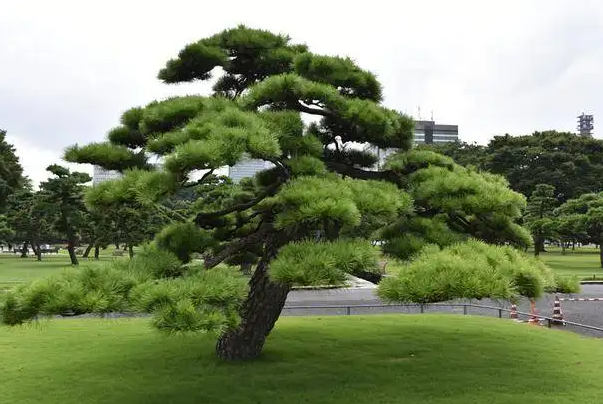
[194,179,284,227]
[204,223,273,268]
[296,101,333,118]
[324,161,402,185]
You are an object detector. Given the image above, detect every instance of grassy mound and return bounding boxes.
[1,315,600,404]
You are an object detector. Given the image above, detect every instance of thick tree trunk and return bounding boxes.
[67,241,79,266]
[215,239,290,361]
[20,241,28,258]
[128,244,134,258]
[82,243,93,258]
[94,245,100,260]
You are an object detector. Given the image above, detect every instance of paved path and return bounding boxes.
[283,285,603,338]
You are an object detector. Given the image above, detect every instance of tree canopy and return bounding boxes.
[1,25,561,361]
[556,192,603,268]
[422,132,603,203]
[0,129,25,210]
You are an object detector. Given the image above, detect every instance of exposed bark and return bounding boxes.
[324,161,402,185]
[20,241,28,258]
[599,239,603,269]
[82,243,93,258]
[67,240,79,266]
[128,244,134,258]
[94,245,100,260]
[204,223,273,269]
[33,243,42,261]
[215,235,289,361]
[561,242,566,255]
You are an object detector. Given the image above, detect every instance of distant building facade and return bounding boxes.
[227,119,459,181]
[228,158,275,183]
[369,119,459,170]
[92,166,122,186]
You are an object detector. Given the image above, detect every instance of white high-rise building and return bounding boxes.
[228,158,274,183]
[92,166,122,186]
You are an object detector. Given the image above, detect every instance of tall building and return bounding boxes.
[369,119,459,170]
[228,158,275,183]
[577,113,594,137]
[92,166,122,186]
[227,119,459,181]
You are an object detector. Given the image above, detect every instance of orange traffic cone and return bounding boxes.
[509,303,518,320]
[528,299,539,325]
[552,296,564,326]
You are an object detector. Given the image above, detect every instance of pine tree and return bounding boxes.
[524,184,557,256]
[39,165,91,265]
[2,26,564,361]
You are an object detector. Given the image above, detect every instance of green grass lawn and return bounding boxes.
[0,254,110,291]
[1,314,601,404]
[539,247,603,279]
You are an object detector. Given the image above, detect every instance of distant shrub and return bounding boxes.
[545,274,581,294]
[112,249,125,257]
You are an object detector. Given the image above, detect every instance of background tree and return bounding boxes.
[416,140,487,169]
[5,188,55,259]
[556,192,603,267]
[39,165,91,265]
[523,184,557,256]
[2,26,559,361]
[0,129,25,210]
[553,214,587,254]
[482,131,603,203]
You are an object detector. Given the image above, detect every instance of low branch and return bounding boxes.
[324,161,402,185]
[204,223,273,269]
[194,179,284,226]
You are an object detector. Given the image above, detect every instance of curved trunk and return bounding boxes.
[82,243,93,258]
[215,238,289,361]
[94,245,100,260]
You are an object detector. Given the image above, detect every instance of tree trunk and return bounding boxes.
[240,262,253,275]
[33,243,42,261]
[599,241,603,269]
[533,236,541,257]
[215,239,290,361]
[561,242,566,255]
[94,245,100,260]
[67,241,79,266]
[572,241,576,251]
[20,241,28,258]
[128,244,134,258]
[82,243,93,258]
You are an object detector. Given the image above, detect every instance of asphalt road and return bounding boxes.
[283,284,603,338]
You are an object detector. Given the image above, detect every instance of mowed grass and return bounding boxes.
[539,247,603,279]
[0,254,112,291]
[1,315,602,404]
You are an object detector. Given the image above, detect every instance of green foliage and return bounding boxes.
[1,265,139,325]
[0,129,25,210]
[130,267,248,334]
[378,239,556,304]
[270,239,378,286]
[293,52,383,101]
[546,274,580,294]
[155,222,213,263]
[65,143,148,172]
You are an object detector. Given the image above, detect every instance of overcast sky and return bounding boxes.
[1,0,602,186]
